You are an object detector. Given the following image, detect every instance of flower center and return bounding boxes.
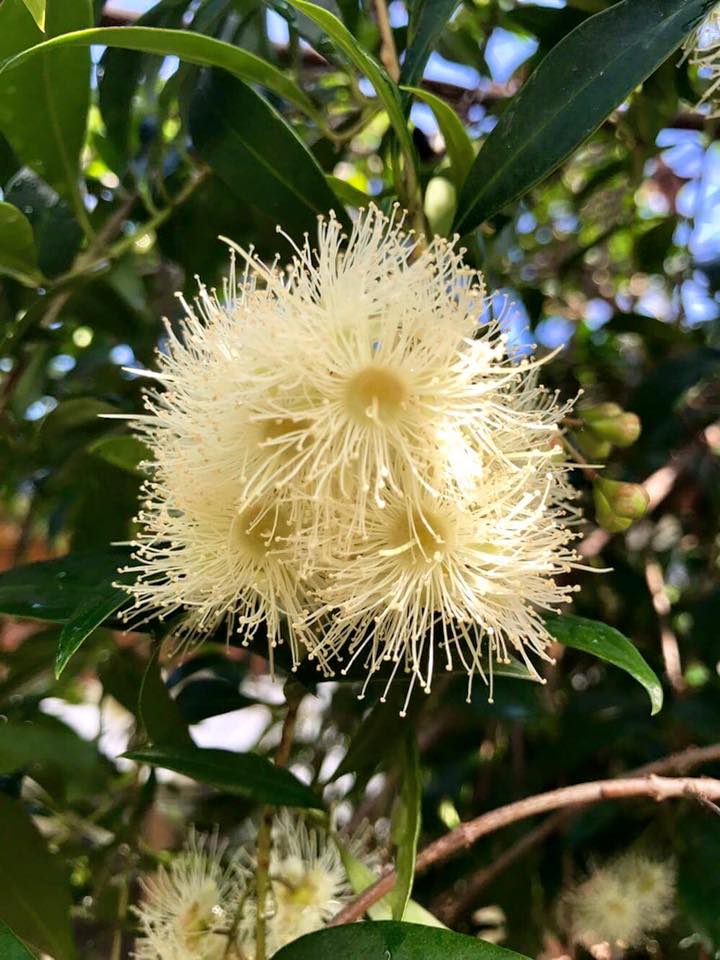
[344,364,408,425]
[258,416,312,445]
[231,503,289,560]
[386,507,453,569]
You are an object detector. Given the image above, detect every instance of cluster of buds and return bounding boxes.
[573,402,648,533]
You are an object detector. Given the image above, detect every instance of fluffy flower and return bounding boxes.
[684,4,720,115]
[241,811,355,958]
[119,205,583,705]
[133,831,244,960]
[563,851,676,949]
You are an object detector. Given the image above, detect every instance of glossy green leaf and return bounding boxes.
[137,650,194,748]
[327,175,372,208]
[55,577,130,678]
[0,0,91,212]
[0,922,39,960]
[190,69,347,241]
[20,0,45,31]
[0,24,321,125]
[389,730,422,921]
[544,614,663,715]
[286,0,418,186]
[0,201,42,285]
[273,921,532,959]
[401,0,461,87]
[402,86,474,187]
[125,744,323,808]
[339,847,445,928]
[0,794,76,960]
[454,0,713,235]
[0,548,132,624]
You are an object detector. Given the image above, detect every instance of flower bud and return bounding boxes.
[580,404,642,448]
[594,478,649,532]
[576,431,612,461]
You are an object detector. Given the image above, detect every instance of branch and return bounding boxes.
[331,774,720,925]
[644,557,686,695]
[433,741,720,924]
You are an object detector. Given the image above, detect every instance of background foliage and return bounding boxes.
[0,0,719,956]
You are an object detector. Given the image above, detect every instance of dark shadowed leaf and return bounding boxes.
[390,730,422,920]
[175,678,253,725]
[55,577,130,678]
[0,794,76,960]
[272,921,532,959]
[88,434,148,475]
[544,614,663,715]
[125,744,322,808]
[0,548,132,624]
[454,0,713,235]
[138,651,194,748]
[401,86,474,187]
[190,68,347,241]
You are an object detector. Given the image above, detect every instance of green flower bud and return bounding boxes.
[580,404,642,448]
[581,402,624,423]
[593,477,649,531]
[424,177,457,239]
[576,430,613,461]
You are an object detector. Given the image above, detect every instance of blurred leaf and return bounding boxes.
[286,0,419,186]
[190,68,347,241]
[174,678,252,724]
[272,921,532,959]
[402,87,474,187]
[390,730,422,921]
[339,847,446,927]
[138,650,194,748]
[88,434,149,475]
[401,0,460,87]
[0,794,76,960]
[332,687,413,782]
[19,0,45,31]
[0,0,91,211]
[1,24,322,124]
[0,922,39,960]
[545,614,663,715]
[454,0,712,234]
[0,200,42,285]
[0,548,132,624]
[125,744,323,808]
[4,167,83,277]
[327,175,373,207]
[678,813,720,943]
[0,717,104,794]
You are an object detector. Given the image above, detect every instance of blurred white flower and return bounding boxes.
[241,811,354,958]
[684,5,720,115]
[119,205,582,708]
[133,831,245,960]
[563,851,676,950]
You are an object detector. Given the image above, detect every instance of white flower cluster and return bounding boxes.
[563,851,676,950]
[133,814,355,960]
[121,206,581,711]
[684,4,720,115]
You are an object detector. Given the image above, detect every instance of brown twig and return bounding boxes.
[371,0,400,80]
[331,774,720,925]
[433,742,720,924]
[644,558,686,695]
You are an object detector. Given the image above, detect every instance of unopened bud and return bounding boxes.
[576,431,612,461]
[580,404,642,448]
[594,478,649,532]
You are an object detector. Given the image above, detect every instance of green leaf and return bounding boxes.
[0,24,322,125]
[327,175,372,208]
[332,688,412,783]
[189,68,347,241]
[0,0,91,213]
[0,922,39,960]
[544,614,663,715]
[0,548,132,624]
[401,0,461,87]
[454,0,713,235]
[272,921,532,959]
[0,794,76,960]
[20,0,45,31]
[285,0,419,187]
[55,576,129,678]
[389,730,422,921]
[402,86,474,187]
[0,717,104,794]
[0,200,42,286]
[88,434,149,475]
[338,846,445,927]
[174,678,253,725]
[125,744,323,808]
